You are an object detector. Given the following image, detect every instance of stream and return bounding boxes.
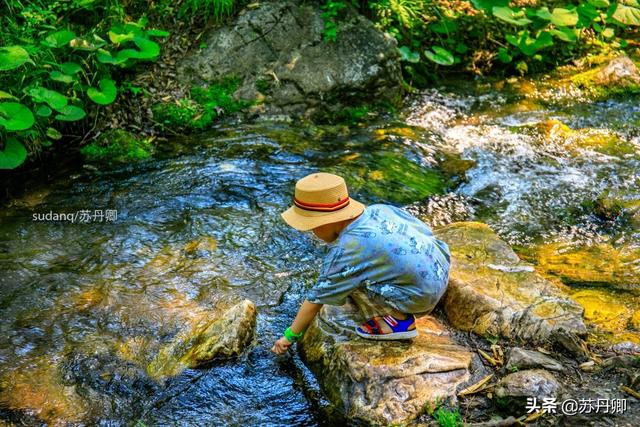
[0,80,638,425]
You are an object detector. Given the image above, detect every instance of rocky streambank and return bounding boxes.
[298,221,639,426]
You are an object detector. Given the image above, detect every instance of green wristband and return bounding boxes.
[284,327,304,343]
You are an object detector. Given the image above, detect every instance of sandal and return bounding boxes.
[355,314,417,340]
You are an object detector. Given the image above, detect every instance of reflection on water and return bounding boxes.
[1,82,639,425]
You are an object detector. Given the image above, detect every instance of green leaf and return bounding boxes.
[398,46,420,63]
[536,7,552,20]
[424,46,455,66]
[42,30,76,48]
[131,36,160,59]
[46,127,63,140]
[493,6,532,26]
[108,29,137,44]
[27,87,68,111]
[612,3,640,26]
[49,71,75,84]
[0,102,35,131]
[0,90,17,100]
[96,49,126,65]
[60,62,82,75]
[146,29,170,37]
[35,105,52,117]
[587,0,609,8]
[550,27,578,42]
[578,2,599,21]
[0,46,30,71]
[497,47,512,63]
[550,8,579,26]
[54,105,86,121]
[87,78,117,105]
[471,0,509,13]
[429,20,459,34]
[0,137,28,169]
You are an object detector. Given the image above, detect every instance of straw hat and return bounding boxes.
[281,172,365,231]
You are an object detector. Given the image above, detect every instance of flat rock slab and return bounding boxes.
[298,302,474,426]
[434,222,587,345]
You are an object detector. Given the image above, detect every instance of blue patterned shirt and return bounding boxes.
[307,204,451,314]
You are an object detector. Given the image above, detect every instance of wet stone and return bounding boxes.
[433,222,587,347]
[147,299,256,380]
[494,369,560,410]
[506,347,564,372]
[298,302,475,426]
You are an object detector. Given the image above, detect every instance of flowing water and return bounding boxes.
[0,80,639,425]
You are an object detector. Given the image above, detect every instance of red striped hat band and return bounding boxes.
[294,196,350,212]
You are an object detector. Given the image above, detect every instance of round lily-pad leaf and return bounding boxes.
[27,87,68,111]
[35,105,52,117]
[46,127,63,140]
[49,70,75,84]
[424,46,455,66]
[60,62,82,75]
[0,137,28,169]
[54,105,86,122]
[0,46,30,71]
[87,78,117,105]
[42,30,76,48]
[0,102,35,131]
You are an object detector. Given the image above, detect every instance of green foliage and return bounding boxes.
[322,0,349,41]
[0,1,168,169]
[324,0,639,79]
[152,78,252,132]
[81,129,153,163]
[432,407,464,427]
[159,0,240,22]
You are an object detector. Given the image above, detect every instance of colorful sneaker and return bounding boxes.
[355,314,417,340]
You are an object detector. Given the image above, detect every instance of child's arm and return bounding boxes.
[271,300,323,355]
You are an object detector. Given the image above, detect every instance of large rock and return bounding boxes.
[434,222,587,347]
[147,299,256,379]
[298,302,476,426]
[178,1,402,117]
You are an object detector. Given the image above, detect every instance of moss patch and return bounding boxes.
[152,77,253,133]
[81,129,153,163]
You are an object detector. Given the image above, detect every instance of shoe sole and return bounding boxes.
[354,327,418,340]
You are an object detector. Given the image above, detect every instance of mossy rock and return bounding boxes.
[533,242,640,292]
[81,129,153,163]
[570,55,640,99]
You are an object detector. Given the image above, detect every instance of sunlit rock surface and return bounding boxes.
[298,302,475,426]
[568,288,640,344]
[147,299,256,379]
[434,222,587,344]
[533,242,640,292]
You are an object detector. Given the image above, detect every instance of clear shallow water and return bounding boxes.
[1,83,639,425]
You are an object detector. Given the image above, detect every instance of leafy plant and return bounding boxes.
[0,0,168,169]
[433,407,464,427]
[322,0,349,41]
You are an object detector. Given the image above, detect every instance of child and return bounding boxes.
[271,172,451,355]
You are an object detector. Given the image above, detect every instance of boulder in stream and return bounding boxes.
[147,299,256,380]
[298,302,476,426]
[433,222,587,349]
[177,1,402,117]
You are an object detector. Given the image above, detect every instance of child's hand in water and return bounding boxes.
[271,336,292,355]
